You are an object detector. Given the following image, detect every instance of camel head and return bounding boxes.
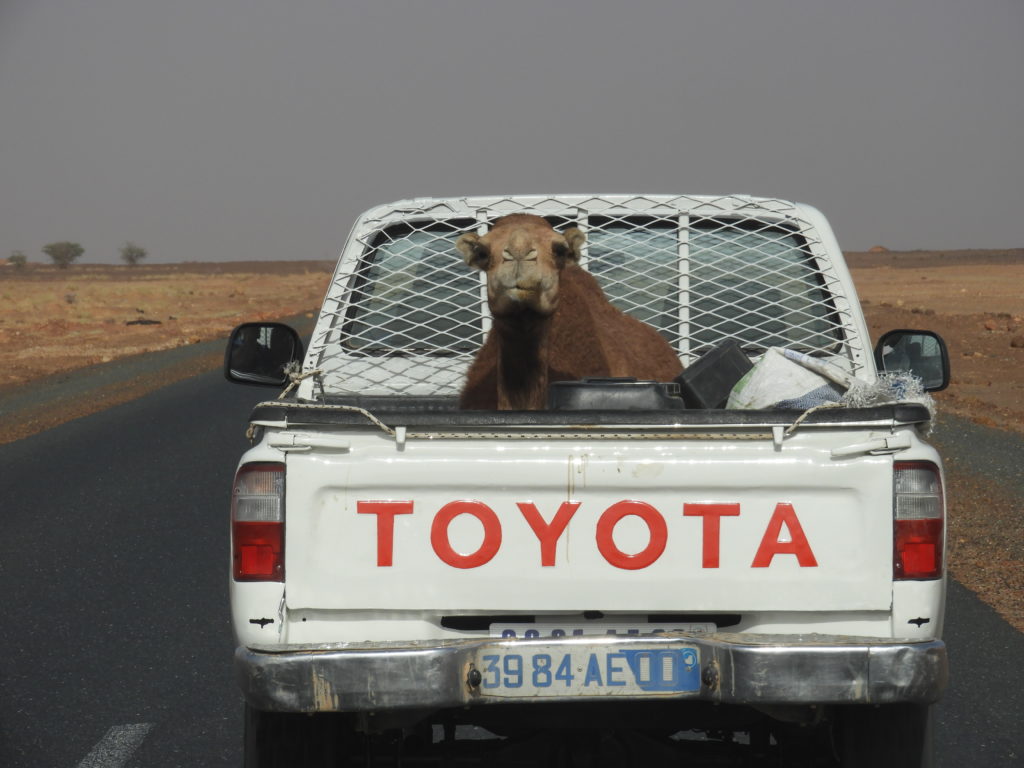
[456,214,586,317]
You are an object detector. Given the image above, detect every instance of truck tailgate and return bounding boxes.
[282,432,894,613]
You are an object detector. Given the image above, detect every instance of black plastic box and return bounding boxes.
[674,341,753,409]
[547,378,686,411]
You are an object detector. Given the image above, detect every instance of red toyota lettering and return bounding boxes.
[683,502,741,568]
[517,501,580,566]
[431,500,502,569]
[751,502,818,568]
[356,500,414,566]
[595,501,667,570]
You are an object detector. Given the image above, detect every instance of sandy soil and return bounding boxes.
[2,251,1022,630]
[0,261,333,391]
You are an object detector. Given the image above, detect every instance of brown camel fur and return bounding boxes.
[456,214,684,410]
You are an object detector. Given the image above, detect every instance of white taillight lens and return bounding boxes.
[894,461,944,580]
[232,462,284,582]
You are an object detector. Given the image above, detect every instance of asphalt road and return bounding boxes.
[1,370,1021,766]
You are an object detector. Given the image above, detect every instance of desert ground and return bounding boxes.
[0,260,332,389]
[2,250,1022,628]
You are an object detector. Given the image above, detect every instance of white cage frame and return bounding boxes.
[299,195,869,401]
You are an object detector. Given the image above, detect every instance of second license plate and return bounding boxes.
[490,622,715,639]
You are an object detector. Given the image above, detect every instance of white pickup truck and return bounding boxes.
[225,195,951,768]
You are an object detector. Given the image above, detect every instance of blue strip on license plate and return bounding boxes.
[475,645,700,697]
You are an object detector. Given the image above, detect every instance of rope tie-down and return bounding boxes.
[244,363,397,442]
[278,362,323,400]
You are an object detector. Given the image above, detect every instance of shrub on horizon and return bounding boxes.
[42,241,84,269]
[120,241,148,267]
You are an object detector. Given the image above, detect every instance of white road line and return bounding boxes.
[77,723,154,768]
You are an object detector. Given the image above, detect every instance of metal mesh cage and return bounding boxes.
[303,195,866,398]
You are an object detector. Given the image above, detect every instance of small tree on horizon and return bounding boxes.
[42,241,84,269]
[8,250,27,270]
[120,241,148,267]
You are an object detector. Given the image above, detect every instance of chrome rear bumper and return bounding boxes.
[236,633,947,713]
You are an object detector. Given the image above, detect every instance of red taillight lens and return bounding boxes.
[893,461,944,580]
[232,462,284,581]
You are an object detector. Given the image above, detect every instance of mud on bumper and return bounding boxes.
[236,633,947,714]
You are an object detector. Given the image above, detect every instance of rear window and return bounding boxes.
[342,221,482,354]
[338,216,841,357]
[588,218,840,354]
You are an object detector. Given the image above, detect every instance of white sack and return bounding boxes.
[726,347,845,410]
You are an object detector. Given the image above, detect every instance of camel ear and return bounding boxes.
[456,233,490,270]
[555,227,586,264]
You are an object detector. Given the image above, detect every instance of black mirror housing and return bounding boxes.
[224,322,305,386]
[874,329,950,392]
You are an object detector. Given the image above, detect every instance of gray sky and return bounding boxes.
[1,0,1021,263]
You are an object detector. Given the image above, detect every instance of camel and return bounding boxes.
[455,214,684,410]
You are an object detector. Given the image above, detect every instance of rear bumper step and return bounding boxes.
[237,633,947,713]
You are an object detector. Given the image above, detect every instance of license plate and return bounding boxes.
[489,622,715,639]
[474,644,700,698]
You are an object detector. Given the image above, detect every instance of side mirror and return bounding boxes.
[224,322,305,386]
[874,329,950,392]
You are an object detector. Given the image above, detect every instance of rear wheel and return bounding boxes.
[243,705,355,768]
[835,703,933,768]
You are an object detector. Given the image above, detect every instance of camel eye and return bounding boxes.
[502,250,514,262]
[525,250,538,261]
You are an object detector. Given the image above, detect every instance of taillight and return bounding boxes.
[232,462,284,581]
[893,461,944,580]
